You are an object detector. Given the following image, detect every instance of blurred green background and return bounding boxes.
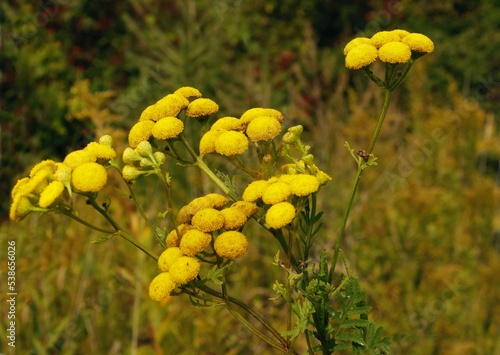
[1,0,499,354]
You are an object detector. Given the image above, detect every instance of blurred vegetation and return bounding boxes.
[1,0,499,354]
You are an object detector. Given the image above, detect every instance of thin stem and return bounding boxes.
[59,208,116,235]
[329,89,392,283]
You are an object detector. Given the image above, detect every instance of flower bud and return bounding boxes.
[302,154,314,165]
[122,147,142,164]
[282,132,297,144]
[99,135,113,147]
[288,125,303,135]
[153,152,166,165]
[122,165,143,181]
[140,158,152,167]
[135,141,153,158]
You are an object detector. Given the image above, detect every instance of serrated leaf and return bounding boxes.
[339,318,371,329]
[91,234,116,244]
[336,330,366,346]
[347,306,372,316]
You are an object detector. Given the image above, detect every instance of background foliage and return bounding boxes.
[1,0,499,354]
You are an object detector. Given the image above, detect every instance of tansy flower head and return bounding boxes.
[72,162,107,192]
[316,170,332,185]
[169,256,201,284]
[289,174,320,197]
[262,182,292,205]
[246,116,282,142]
[204,193,229,208]
[220,208,248,230]
[345,44,378,70]
[27,170,50,195]
[84,142,116,161]
[128,120,155,148]
[166,223,193,247]
[240,108,284,124]
[214,231,249,259]
[265,202,295,229]
[369,31,401,48]
[150,94,189,121]
[242,180,270,202]
[402,33,434,54]
[214,131,249,156]
[186,98,219,118]
[278,174,297,184]
[211,117,244,131]
[11,177,30,198]
[174,86,202,101]
[378,42,412,64]
[149,272,176,302]
[343,37,370,55]
[199,129,226,156]
[30,159,56,178]
[158,247,184,272]
[9,194,35,222]
[391,29,410,39]
[191,208,225,233]
[64,150,96,169]
[231,201,258,217]
[38,181,64,208]
[180,229,212,256]
[152,116,184,140]
[139,105,155,122]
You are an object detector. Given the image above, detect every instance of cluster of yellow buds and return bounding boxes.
[344,29,434,69]
[121,141,166,181]
[149,193,257,302]
[9,135,115,221]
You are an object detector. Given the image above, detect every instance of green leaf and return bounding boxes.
[339,318,371,329]
[281,298,315,342]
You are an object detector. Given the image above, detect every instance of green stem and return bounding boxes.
[329,89,392,283]
[59,208,116,235]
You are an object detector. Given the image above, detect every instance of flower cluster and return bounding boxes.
[200,108,284,156]
[344,29,434,69]
[149,192,254,302]
[9,136,115,221]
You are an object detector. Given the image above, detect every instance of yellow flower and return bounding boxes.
[71,162,107,192]
[158,247,184,272]
[345,43,378,69]
[180,229,212,256]
[9,194,35,222]
[84,142,116,161]
[191,208,225,232]
[186,98,219,118]
[204,193,229,208]
[240,108,284,124]
[174,86,203,101]
[26,170,50,195]
[220,208,248,230]
[199,129,226,156]
[378,42,411,64]
[369,31,401,48]
[242,180,270,202]
[265,202,295,229]
[214,231,249,259]
[316,170,332,185]
[11,177,30,198]
[277,174,296,184]
[63,150,96,169]
[262,182,292,205]
[391,29,410,39]
[214,131,249,156]
[166,223,193,247]
[402,33,434,54]
[246,116,282,142]
[343,37,370,55]
[128,120,155,148]
[39,181,65,208]
[149,272,176,302]
[231,201,258,217]
[149,94,189,121]
[169,256,201,284]
[29,159,56,178]
[152,116,184,140]
[289,174,320,196]
[211,116,244,131]
[139,105,155,122]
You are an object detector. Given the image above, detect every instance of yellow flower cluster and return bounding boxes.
[150,192,254,302]
[199,107,284,156]
[9,135,115,221]
[344,29,434,69]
